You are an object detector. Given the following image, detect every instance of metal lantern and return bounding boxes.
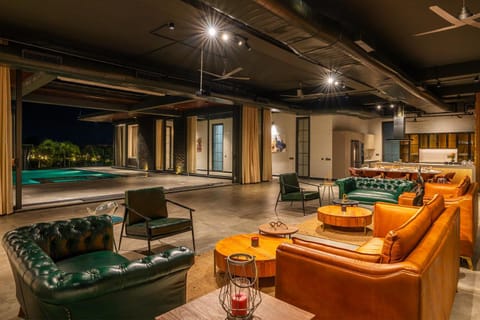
[219,253,262,320]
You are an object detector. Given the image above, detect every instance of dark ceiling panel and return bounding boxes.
[0,0,476,118]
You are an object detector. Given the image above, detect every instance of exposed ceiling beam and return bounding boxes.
[416,60,480,82]
[23,94,131,111]
[430,83,480,97]
[127,96,192,112]
[21,71,56,96]
[57,76,167,97]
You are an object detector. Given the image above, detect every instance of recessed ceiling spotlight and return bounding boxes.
[390,103,395,109]
[207,26,217,37]
[334,80,339,86]
[436,80,441,88]
[376,104,382,110]
[168,22,175,30]
[237,38,243,46]
[245,42,252,51]
[327,75,335,85]
[475,75,479,83]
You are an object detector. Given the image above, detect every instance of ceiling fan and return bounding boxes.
[280,82,324,100]
[202,66,250,81]
[414,0,480,36]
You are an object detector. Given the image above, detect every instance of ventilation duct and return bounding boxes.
[389,104,410,141]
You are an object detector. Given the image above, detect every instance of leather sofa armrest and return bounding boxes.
[373,202,419,237]
[398,192,416,206]
[335,178,355,197]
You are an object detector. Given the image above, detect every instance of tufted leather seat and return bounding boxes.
[336,177,415,205]
[2,215,194,320]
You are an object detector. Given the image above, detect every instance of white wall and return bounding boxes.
[310,115,333,179]
[365,119,383,162]
[271,113,296,175]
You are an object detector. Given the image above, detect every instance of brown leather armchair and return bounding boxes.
[398,175,478,269]
[276,195,460,320]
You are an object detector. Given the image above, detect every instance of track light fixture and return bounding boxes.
[204,26,252,51]
[475,75,479,83]
[167,22,175,30]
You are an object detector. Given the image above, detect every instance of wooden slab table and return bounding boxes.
[155,288,315,320]
[317,205,373,234]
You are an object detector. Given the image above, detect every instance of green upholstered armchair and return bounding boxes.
[2,215,194,320]
[119,186,196,253]
[275,172,321,215]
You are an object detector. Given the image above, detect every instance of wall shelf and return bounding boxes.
[400,132,475,163]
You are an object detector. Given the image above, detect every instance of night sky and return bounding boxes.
[22,103,113,147]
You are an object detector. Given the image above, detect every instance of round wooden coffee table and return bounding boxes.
[214,233,291,278]
[317,205,372,234]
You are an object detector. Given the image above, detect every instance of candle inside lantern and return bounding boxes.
[231,292,248,316]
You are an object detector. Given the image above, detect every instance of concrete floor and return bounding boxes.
[1,174,479,319]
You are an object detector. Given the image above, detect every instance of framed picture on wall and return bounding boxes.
[272,135,287,152]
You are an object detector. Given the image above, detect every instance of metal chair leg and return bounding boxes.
[274,193,281,212]
[191,228,196,252]
[118,222,125,251]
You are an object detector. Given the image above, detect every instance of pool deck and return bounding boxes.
[14,167,232,211]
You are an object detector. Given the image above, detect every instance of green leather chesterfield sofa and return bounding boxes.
[2,215,194,320]
[336,177,415,205]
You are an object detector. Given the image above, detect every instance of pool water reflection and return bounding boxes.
[13,168,122,185]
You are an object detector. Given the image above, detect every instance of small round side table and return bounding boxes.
[258,221,299,238]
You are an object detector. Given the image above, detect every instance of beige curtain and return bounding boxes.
[241,105,260,183]
[155,120,164,170]
[186,116,197,174]
[0,66,13,215]
[262,109,272,181]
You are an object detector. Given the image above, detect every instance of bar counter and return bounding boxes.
[364,162,475,183]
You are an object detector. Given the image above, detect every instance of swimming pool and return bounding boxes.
[13,168,123,185]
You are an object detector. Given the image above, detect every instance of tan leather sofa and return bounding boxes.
[398,175,478,269]
[276,195,459,320]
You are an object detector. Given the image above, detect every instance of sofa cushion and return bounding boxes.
[282,191,319,201]
[346,189,397,204]
[356,237,384,255]
[381,203,434,264]
[127,217,192,237]
[56,250,129,273]
[293,237,381,263]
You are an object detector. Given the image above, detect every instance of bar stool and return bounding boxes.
[322,180,335,204]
